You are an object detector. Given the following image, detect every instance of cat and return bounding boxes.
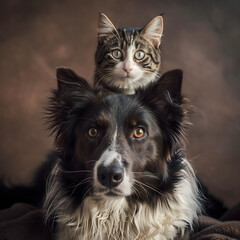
[94,13,163,94]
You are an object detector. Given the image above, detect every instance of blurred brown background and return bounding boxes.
[0,0,239,207]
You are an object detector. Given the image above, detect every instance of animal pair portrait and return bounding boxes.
[1,13,214,240]
[44,13,201,240]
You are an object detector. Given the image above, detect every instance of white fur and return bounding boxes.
[114,46,143,81]
[44,159,201,240]
[93,128,132,196]
[93,148,132,196]
[110,70,158,94]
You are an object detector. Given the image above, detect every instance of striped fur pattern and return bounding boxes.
[44,68,202,240]
[94,13,163,94]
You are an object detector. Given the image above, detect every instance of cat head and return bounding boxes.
[94,13,163,94]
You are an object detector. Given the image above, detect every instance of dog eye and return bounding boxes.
[88,127,98,138]
[134,50,145,60]
[133,127,145,138]
[112,49,122,59]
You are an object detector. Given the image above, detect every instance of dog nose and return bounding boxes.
[97,165,123,188]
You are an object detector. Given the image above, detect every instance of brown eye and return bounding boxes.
[112,49,122,59]
[134,50,145,60]
[133,127,145,138]
[88,128,98,138]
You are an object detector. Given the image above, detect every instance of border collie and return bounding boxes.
[43,68,201,240]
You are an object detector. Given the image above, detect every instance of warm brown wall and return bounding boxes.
[0,0,239,207]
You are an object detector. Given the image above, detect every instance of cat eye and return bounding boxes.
[88,127,99,138]
[134,50,145,60]
[112,49,122,59]
[133,127,145,138]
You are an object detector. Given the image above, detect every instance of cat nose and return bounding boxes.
[123,66,132,74]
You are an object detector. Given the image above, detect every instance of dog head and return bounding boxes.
[47,68,186,204]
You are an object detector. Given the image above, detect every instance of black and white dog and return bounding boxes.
[43,68,201,239]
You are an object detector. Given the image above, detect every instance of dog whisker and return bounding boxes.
[70,178,93,195]
[61,170,93,174]
[131,185,142,199]
[134,179,164,197]
[68,178,93,189]
[82,186,93,200]
[133,180,150,198]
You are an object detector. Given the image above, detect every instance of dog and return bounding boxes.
[42,67,201,240]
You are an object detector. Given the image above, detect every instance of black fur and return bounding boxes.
[44,68,190,208]
[0,68,227,227]
[198,180,228,219]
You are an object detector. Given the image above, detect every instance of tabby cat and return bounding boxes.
[94,13,163,94]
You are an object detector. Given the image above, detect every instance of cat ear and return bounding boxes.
[141,15,163,48]
[56,67,92,95]
[98,12,118,38]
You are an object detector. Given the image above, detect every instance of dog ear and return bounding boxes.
[47,68,95,157]
[157,69,183,101]
[56,67,92,95]
[138,70,185,160]
[139,69,183,110]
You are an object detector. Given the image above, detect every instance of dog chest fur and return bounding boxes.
[48,161,199,240]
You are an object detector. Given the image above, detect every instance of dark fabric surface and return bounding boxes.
[1,203,240,240]
[192,216,240,240]
[220,202,240,222]
[0,203,52,240]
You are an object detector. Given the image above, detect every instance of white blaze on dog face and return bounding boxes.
[93,128,132,197]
